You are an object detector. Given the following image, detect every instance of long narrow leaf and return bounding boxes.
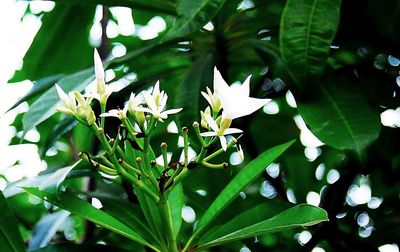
[29,210,70,250]
[192,140,295,241]
[0,190,25,252]
[198,204,328,249]
[24,187,160,252]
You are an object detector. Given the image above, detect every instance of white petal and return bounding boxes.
[153,81,160,95]
[239,74,251,97]
[213,67,230,96]
[143,91,157,112]
[74,91,86,105]
[204,113,219,133]
[200,132,217,137]
[136,107,152,113]
[55,84,70,107]
[223,128,243,135]
[160,93,168,110]
[227,97,272,120]
[100,109,119,118]
[94,49,105,81]
[201,91,212,106]
[219,136,227,151]
[163,108,183,115]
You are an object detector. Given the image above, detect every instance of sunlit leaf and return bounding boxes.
[21,68,94,137]
[38,160,81,196]
[11,4,94,82]
[29,210,70,250]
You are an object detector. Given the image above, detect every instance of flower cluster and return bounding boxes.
[54,49,271,203]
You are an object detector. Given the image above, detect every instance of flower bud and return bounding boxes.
[200,107,211,128]
[135,106,146,125]
[87,110,96,126]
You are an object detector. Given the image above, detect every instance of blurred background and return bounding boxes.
[1,0,400,251]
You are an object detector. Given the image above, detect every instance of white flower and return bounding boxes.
[89,49,114,104]
[237,144,244,161]
[100,107,128,120]
[201,87,221,113]
[55,84,77,116]
[199,113,242,151]
[74,91,96,125]
[213,67,271,121]
[200,107,211,128]
[141,81,183,120]
[55,84,95,125]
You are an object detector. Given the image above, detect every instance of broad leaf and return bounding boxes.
[29,210,71,250]
[192,140,295,240]
[297,81,381,159]
[24,188,159,251]
[164,0,226,40]
[280,0,341,88]
[11,4,94,82]
[0,190,25,252]
[198,204,328,249]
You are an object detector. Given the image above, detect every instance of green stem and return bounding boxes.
[100,102,106,129]
[143,135,160,191]
[92,125,159,202]
[203,138,237,162]
[121,118,144,150]
[159,198,178,252]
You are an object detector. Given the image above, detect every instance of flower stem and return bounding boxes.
[100,102,106,129]
[91,125,159,202]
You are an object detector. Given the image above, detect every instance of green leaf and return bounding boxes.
[31,243,131,252]
[176,53,213,128]
[24,188,159,251]
[280,0,341,87]
[100,197,159,245]
[38,160,81,196]
[168,184,184,238]
[0,190,25,252]
[46,0,176,15]
[193,140,295,239]
[198,204,328,249]
[7,74,63,112]
[40,116,77,158]
[29,210,70,250]
[11,4,94,82]
[164,0,226,40]
[200,201,290,244]
[21,68,94,137]
[297,81,381,159]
